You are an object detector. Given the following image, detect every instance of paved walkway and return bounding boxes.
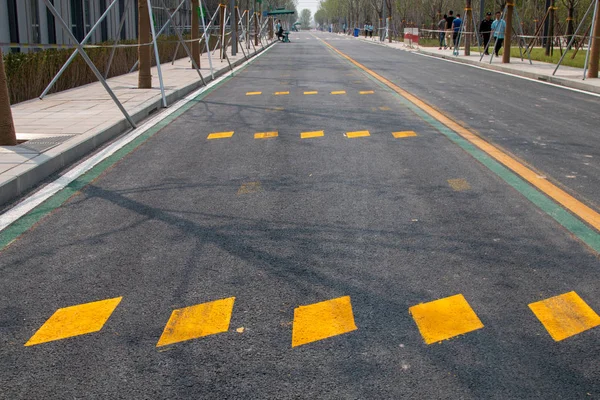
[351,35,600,94]
[0,41,273,206]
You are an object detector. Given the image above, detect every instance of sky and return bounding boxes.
[296,0,319,22]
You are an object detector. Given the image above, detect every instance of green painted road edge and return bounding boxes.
[0,48,269,251]
[322,40,600,254]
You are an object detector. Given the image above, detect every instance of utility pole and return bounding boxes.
[479,0,484,26]
[0,49,17,146]
[589,0,600,78]
[138,0,152,88]
[192,0,201,67]
[502,2,513,63]
[545,0,555,56]
[543,0,551,48]
[465,0,473,55]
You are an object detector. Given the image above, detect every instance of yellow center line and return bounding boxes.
[246,91,262,96]
[255,131,278,139]
[321,39,600,233]
[393,131,417,138]
[275,91,289,95]
[207,131,234,139]
[304,91,318,95]
[347,130,370,138]
[359,90,374,94]
[331,90,346,95]
[301,130,324,139]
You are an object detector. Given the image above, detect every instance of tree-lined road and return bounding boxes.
[1,32,600,398]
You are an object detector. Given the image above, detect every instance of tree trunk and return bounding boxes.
[502,2,513,63]
[0,49,17,146]
[588,0,600,78]
[138,0,152,89]
[192,0,201,68]
[545,0,555,56]
[465,0,472,55]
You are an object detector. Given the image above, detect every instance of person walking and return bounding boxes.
[364,22,368,38]
[491,11,506,57]
[479,12,493,55]
[445,11,455,50]
[438,14,447,49]
[452,13,462,48]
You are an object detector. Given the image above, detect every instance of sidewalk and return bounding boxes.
[353,35,600,95]
[0,41,274,206]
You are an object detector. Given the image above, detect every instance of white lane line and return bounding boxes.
[412,52,600,99]
[0,45,275,233]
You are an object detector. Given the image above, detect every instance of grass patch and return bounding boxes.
[509,47,587,69]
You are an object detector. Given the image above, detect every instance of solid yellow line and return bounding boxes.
[331,90,346,95]
[304,91,318,95]
[321,39,600,232]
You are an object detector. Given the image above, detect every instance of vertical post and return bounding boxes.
[192,0,201,67]
[465,0,472,55]
[147,0,167,107]
[545,0,555,56]
[543,0,551,47]
[502,2,513,63]
[247,10,250,49]
[138,0,152,88]
[588,0,600,78]
[220,4,226,59]
[479,0,484,25]
[231,2,237,55]
[254,8,259,46]
[0,49,17,146]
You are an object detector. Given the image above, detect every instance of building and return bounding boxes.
[0,0,194,53]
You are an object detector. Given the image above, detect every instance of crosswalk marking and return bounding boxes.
[246,91,262,96]
[331,90,346,95]
[25,297,122,346]
[301,130,324,139]
[207,131,234,140]
[291,296,357,347]
[275,91,289,95]
[254,131,278,139]
[304,91,318,95]
[347,130,370,138]
[448,178,471,192]
[529,291,600,341]
[157,297,235,347]
[392,131,417,138]
[409,294,484,345]
[359,90,374,95]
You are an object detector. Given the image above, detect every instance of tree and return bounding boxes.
[0,50,17,146]
[300,8,312,29]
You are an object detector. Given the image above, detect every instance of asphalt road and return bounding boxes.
[1,32,600,399]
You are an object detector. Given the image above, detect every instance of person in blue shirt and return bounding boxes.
[452,14,462,47]
[491,11,507,56]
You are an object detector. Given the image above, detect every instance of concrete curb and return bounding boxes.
[0,42,276,207]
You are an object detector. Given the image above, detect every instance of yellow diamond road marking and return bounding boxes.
[359,91,374,95]
[392,131,417,138]
[25,297,122,346]
[255,131,278,139]
[448,178,471,192]
[301,130,324,139]
[304,91,318,95]
[529,291,600,341]
[292,296,357,347]
[275,91,289,95]
[207,131,234,140]
[347,130,370,138]
[238,181,262,194]
[246,91,262,96]
[409,294,484,345]
[157,297,235,347]
[331,90,346,95]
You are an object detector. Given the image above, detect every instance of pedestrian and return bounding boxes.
[276,20,283,41]
[479,12,493,55]
[369,24,373,38]
[364,22,368,37]
[438,14,447,49]
[445,11,455,50]
[491,11,506,57]
[452,13,462,47]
